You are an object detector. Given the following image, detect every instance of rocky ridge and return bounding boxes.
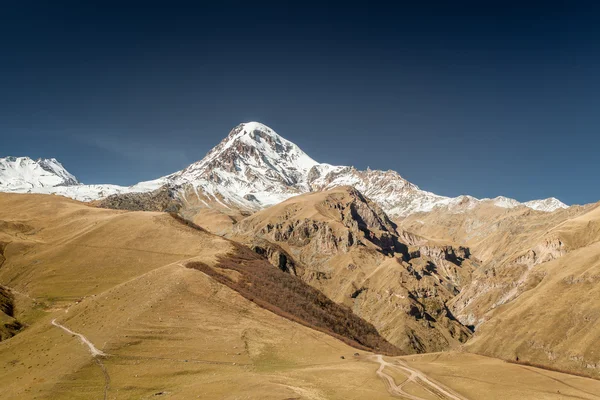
[231,187,475,353]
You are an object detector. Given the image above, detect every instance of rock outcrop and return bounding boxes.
[96,186,182,212]
[232,187,475,353]
[0,286,22,341]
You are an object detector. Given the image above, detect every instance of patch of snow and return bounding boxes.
[523,197,568,212]
[483,196,522,209]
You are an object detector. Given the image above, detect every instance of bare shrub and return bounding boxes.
[186,243,402,356]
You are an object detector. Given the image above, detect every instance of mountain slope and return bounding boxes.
[1,194,597,398]
[0,122,569,216]
[0,192,397,354]
[0,192,406,398]
[0,195,403,399]
[463,203,600,378]
[397,198,600,377]
[230,186,475,353]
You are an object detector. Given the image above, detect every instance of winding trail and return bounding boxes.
[51,319,107,357]
[373,354,468,400]
[51,318,110,399]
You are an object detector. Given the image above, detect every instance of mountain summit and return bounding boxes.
[0,122,568,215]
[182,122,318,181]
[168,122,319,206]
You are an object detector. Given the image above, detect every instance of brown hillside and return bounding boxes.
[2,193,600,398]
[232,187,475,353]
[399,201,600,377]
[187,245,400,356]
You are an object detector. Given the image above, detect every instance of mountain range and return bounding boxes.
[3,122,600,399]
[0,122,568,216]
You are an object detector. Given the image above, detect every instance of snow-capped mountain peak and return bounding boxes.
[166,122,320,206]
[0,156,79,191]
[164,123,569,215]
[0,122,570,215]
[184,122,318,177]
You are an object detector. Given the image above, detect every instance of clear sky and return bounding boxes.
[2,2,599,205]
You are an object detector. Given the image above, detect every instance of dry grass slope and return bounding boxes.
[399,201,600,378]
[187,244,402,356]
[1,193,600,398]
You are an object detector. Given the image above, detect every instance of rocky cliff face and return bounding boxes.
[96,186,183,212]
[0,286,22,342]
[398,203,591,331]
[241,187,404,256]
[248,238,301,276]
[450,234,568,329]
[232,187,475,353]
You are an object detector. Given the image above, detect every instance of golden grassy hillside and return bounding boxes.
[0,193,229,306]
[1,258,404,399]
[2,192,600,399]
[0,193,397,399]
[465,238,600,378]
[401,352,600,399]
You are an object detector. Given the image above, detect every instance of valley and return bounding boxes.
[2,193,600,399]
[1,122,600,399]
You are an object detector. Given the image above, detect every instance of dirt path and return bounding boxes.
[51,318,107,357]
[373,354,469,400]
[52,318,110,399]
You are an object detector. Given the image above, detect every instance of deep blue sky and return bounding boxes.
[2,2,599,205]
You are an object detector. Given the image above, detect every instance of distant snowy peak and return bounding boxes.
[523,197,569,212]
[425,195,567,215]
[0,156,79,191]
[168,122,447,215]
[306,165,440,216]
[193,122,317,173]
[0,156,166,202]
[486,196,522,209]
[475,196,567,212]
